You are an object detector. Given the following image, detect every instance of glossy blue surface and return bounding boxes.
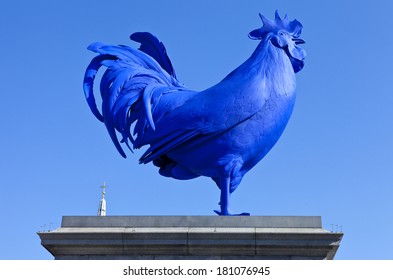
[83,11,306,215]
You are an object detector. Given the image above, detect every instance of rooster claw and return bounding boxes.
[214,210,250,216]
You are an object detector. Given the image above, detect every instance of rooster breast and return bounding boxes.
[166,88,296,179]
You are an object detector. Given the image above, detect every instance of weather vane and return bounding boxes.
[100,182,107,197]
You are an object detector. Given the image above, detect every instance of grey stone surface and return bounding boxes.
[61,215,322,228]
[39,216,343,260]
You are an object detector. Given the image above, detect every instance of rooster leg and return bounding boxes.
[214,176,230,215]
[214,177,250,216]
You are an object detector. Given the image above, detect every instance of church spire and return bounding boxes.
[97,182,107,216]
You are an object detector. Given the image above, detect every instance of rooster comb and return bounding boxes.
[249,10,303,40]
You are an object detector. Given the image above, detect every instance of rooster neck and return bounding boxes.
[221,39,296,97]
[252,40,295,84]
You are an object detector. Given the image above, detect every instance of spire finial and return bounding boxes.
[100,182,107,198]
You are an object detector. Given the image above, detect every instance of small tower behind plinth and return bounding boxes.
[97,183,107,216]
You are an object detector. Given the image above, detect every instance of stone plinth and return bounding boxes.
[38,216,343,260]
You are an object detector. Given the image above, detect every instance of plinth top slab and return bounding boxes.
[61,215,322,228]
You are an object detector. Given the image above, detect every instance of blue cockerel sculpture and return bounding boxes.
[83,11,306,215]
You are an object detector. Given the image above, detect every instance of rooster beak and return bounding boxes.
[293,38,305,45]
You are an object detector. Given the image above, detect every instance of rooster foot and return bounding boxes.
[214,210,250,216]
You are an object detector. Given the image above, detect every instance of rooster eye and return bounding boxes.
[278,31,285,36]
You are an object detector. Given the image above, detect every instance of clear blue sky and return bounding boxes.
[1,0,392,260]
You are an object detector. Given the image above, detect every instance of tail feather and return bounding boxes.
[83,33,186,158]
[130,32,177,78]
[83,55,113,122]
